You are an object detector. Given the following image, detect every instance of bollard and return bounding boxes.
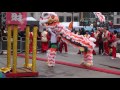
[32,25,38,72]
[25,25,30,67]
[12,25,18,73]
[7,25,12,68]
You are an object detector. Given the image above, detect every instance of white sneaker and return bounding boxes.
[111,57,116,60]
[37,51,40,54]
[48,63,53,67]
[105,53,109,56]
[3,51,7,55]
[101,52,104,56]
[48,64,55,67]
[51,64,55,67]
[47,61,55,67]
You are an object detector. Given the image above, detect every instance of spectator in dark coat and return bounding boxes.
[98,30,104,54]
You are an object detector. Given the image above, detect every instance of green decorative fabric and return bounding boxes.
[0,72,5,78]
[0,73,2,78]
[51,43,57,48]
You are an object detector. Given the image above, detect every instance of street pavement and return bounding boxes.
[0,44,120,78]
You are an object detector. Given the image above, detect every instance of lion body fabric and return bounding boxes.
[40,12,96,67]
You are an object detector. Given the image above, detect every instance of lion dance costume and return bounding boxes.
[40,12,96,67]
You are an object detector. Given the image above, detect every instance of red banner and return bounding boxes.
[6,12,27,31]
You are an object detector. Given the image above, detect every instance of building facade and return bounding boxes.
[27,12,42,20]
[113,12,120,27]
[27,12,96,22]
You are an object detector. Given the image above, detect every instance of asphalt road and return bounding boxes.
[0,44,120,78]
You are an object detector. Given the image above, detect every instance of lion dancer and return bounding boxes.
[39,12,96,67]
[80,37,96,67]
[82,50,94,67]
[47,28,57,67]
[58,35,68,53]
[110,30,117,59]
[90,30,96,55]
[102,27,111,55]
[41,28,49,53]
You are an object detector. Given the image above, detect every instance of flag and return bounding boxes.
[93,12,105,22]
[68,21,73,30]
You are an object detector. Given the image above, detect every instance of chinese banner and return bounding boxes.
[6,12,27,31]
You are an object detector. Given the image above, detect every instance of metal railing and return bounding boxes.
[0,36,42,54]
[21,37,26,52]
[0,40,2,53]
[37,38,41,52]
[21,37,41,52]
[117,43,120,53]
[1,36,22,53]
